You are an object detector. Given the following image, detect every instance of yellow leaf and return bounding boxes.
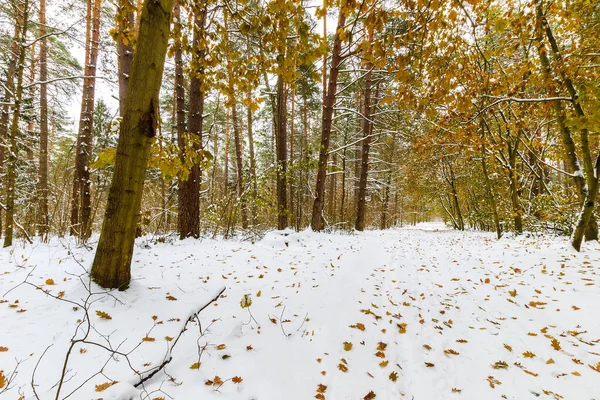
[572,371,581,376]
[216,344,226,350]
[96,310,112,320]
[508,289,517,297]
[0,370,6,389]
[389,371,398,382]
[343,342,353,351]
[377,342,387,351]
[240,294,252,308]
[165,336,173,341]
[190,362,201,369]
[492,361,509,369]
[546,358,555,364]
[95,381,118,392]
[522,351,536,358]
[589,362,600,373]
[551,338,561,351]
[444,349,459,356]
[256,290,261,297]
[504,344,512,352]
[398,323,407,334]
[142,336,155,342]
[45,279,55,285]
[379,360,389,367]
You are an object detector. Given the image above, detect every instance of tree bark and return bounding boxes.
[178,2,206,239]
[275,74,288,229]
[71,0,101,241]
[117,0,135,116]
[37,0,49,240]
[91,0,174,289]
[4,0,29,247]
[311,3,348,231]
[0,9,23,238]
[535,1,598,247]
[355,34,374,231]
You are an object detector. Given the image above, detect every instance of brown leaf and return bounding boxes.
[492,361,508,369]
[166,295,178,301]
[232,376,243,384]
[338,363,348,372]
[379,360,389,367]
[444,349,459,356]
[316,383,327,393]
[550,338,561,351]
[398,323,407,334]
[190,362,201,369]
[377,342,387,351]
[142,336,155,342]
[364,390,376,400]
[375,351,386,358]
[96,310,112,320]
[504,344,512,352]
[216,344,226,350]
[425,362,435,367]
[45,278,55,285]
[0,370,5,389]
[0,346,8,352]
[522,351,536,358]
[389,371,398,382]
[95,381,118,392]
[343,342,353,351]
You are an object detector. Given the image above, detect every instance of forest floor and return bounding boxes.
[1,224,600,400]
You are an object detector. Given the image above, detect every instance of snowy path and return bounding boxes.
[1,227,600,399]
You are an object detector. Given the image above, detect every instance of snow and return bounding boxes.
[1,225,600,399]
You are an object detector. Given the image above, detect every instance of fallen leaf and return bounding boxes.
[95,381,118,392]
[190,362,201,369]
[96,310,112,320]
[232,376,243,384]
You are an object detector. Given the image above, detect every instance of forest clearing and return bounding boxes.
[1,225,600,399]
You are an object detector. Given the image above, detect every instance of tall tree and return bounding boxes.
[37,0,49,239]
[311,0,349,231]
[70,0,101,240]
[91,0,175,289]
[4,0,30,247]
[355,27,374,231]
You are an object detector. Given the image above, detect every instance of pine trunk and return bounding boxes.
[91,0,174,289]
[178,3,206,239]
[311,4,347,231]
[275,74,288,229]
[355,37,374,231]
[71,0,101,240]
[38,0,49,240]
[4,0,29,247]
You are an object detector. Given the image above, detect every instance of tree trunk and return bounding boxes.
[247,90,257,223]
[178,2,206,239]
[275,74,288,229]
[311,3,348,231]
[71,0,101,241]
[117,0,135,116]
[4,0,29,247]
[481,146,501,239]
[37,0,49,240]
[535,1,598,246]
[91,0,174,289]
[355,36,374,231]
[0,11,23,238]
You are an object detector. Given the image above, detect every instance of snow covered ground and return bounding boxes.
[1,225,600,400]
